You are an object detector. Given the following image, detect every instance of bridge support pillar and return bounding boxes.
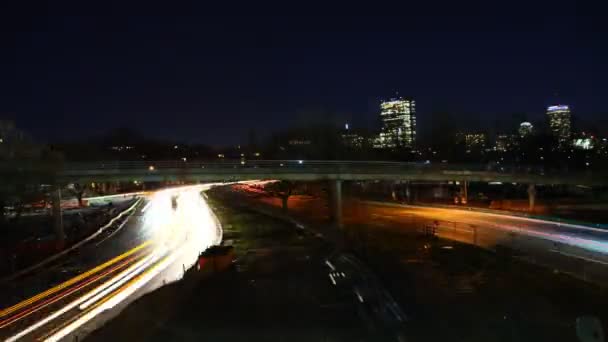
[460,180,468,205]
[329,180,343,228]
[51,185,65,245]
[404,181,411,203]
[528,184,536,212]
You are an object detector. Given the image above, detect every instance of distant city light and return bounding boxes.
[573,138,594,150]
[217,154,224,158]
[173,145,178,149]
[148,165,155,171]
[298,160,303,164]
[345,123,349,130]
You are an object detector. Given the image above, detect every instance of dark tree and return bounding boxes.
[70,183,88,207]
[265,181,296,212]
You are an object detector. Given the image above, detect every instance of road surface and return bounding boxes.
[233,184,608,283]
[360,202,608,256]
[0,185,221,341]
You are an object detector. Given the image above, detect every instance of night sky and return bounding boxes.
[1,3,606,145]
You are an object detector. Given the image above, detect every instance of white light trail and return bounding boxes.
[7,185,223,342]
[45,252,181,342]
[78,251,162,310]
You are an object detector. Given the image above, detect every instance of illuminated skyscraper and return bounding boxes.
[376,97,416,148]
[546,105,571,147]
[518,122,533,138]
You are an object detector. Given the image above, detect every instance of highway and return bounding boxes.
[234,184,608,283]
[0,185,221,341]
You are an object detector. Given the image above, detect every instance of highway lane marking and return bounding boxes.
[40,253,174,342]
[0,254,142,329]
[0,240,152,318]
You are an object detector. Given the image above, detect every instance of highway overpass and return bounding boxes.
[54,160,608,186]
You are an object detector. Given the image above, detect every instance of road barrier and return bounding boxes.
[420,218,608,286]
[0,198,142,283]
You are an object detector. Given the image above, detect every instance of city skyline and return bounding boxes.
[1,93,599,153]
[2,7,608,342]
[1,7,607,145]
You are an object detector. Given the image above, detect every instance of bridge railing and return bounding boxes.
[64,160,429,170]
[62,160,555,175]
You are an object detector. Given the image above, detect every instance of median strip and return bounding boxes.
[0,198,143,284]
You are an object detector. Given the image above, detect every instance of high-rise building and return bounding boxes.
[495,134,518,152]
[518,122,533,138]
[546,105,571,147]
[341,123,364,148]
[455,132,487,151]
[376,96,416,148]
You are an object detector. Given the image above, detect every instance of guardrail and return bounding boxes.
[420,218,608,285]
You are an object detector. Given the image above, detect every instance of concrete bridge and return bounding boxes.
[57,160,606,186]
[2,159,607,239]
[54,160,607,229]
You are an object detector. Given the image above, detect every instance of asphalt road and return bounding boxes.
[0,185,222,341]
[234,184,608,284]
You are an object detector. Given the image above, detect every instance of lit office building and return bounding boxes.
[518,122,533,138]
[456,132,487,151]
[341,123,364,148]
[495,134,518,152]
[376,97,416,148]
[546,105,571,147]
